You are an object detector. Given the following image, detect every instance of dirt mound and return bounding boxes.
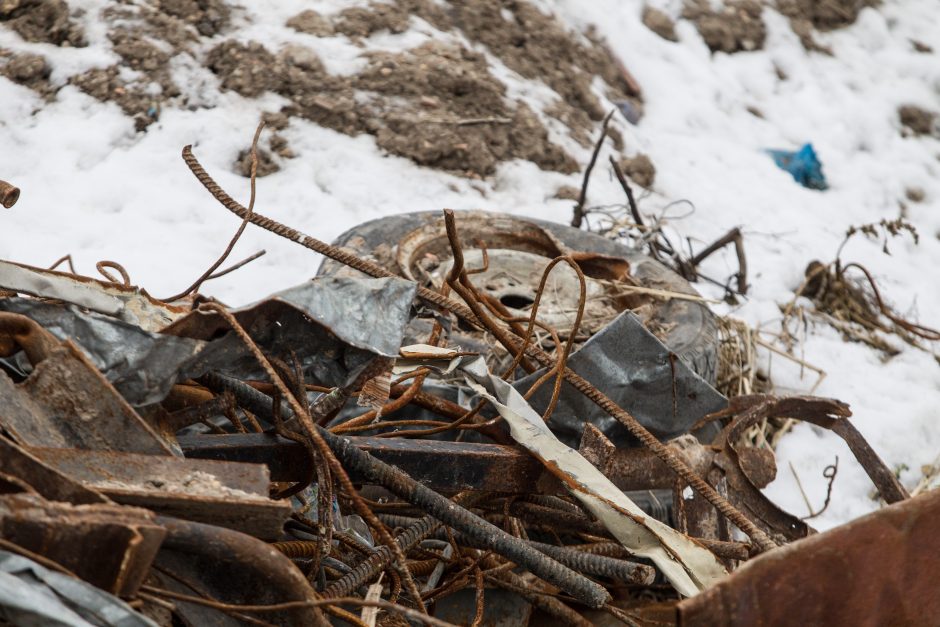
[1,0,640,178]
[205,38,579,177]
[0,0,85,47]
[286,9,333,37]
[683,0,766,53]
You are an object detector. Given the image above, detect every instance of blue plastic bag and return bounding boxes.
[766,143,828,190]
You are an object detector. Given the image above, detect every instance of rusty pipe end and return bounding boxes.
[1,181,20,208]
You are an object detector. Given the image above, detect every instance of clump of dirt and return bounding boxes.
[619,153,656,188]
[642,6,678,42]
[235,147,279,177]
[0,0,85,47]
[3,0,635,176]
[109,30,179,98]
[62,5,201,130]
[155,0,229,37]
[898,105,937,137]
[449,1,638,122]
[0,52,51,92]
[70,66,163,131]
[776,0,878,31]
[206,40,286,98]
[905,187,925,203]
[554,185,580,201]
[333,2,410,39]
[355,43,507,119]
[268,133,295,159]
[69,24,180,130]
[286,9,333,36]
[683,0,765,53]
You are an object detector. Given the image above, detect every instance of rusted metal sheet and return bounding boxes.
[179,432,698,494]
[28,447,291,540]
[0,493,165,597]
[0,342,175,456]
[1,298,208,406]
[0,259,186,331]
[677,489,940,626]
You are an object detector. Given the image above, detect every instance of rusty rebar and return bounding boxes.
[203,371,611,608]
[163,122,264,302]
[198,304,429,614]
[377,513,653,585]
[0,180,19,208]
[442,209,778,553]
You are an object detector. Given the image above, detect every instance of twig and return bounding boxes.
[608,155,643,228]
[456,117,512,126]
[841,262,940,341]
[755,337,827,394]
[162,121,265,302]
[571,109,615,228]
[689,227,747,295]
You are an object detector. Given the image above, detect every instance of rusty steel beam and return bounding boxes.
[28,447,291,540]
[179,432,702,494]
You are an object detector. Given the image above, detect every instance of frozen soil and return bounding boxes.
[2,0,644,178]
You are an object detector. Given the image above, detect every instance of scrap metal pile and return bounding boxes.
[0,157,937,627]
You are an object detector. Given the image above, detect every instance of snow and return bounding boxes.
[1,0,938,531]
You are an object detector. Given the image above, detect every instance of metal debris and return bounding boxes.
[0,160,925,626]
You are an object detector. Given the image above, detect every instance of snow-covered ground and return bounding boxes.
[1,0,938,531]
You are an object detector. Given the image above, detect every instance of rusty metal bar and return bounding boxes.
[28,447,291,540]
[178,432,694,494]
